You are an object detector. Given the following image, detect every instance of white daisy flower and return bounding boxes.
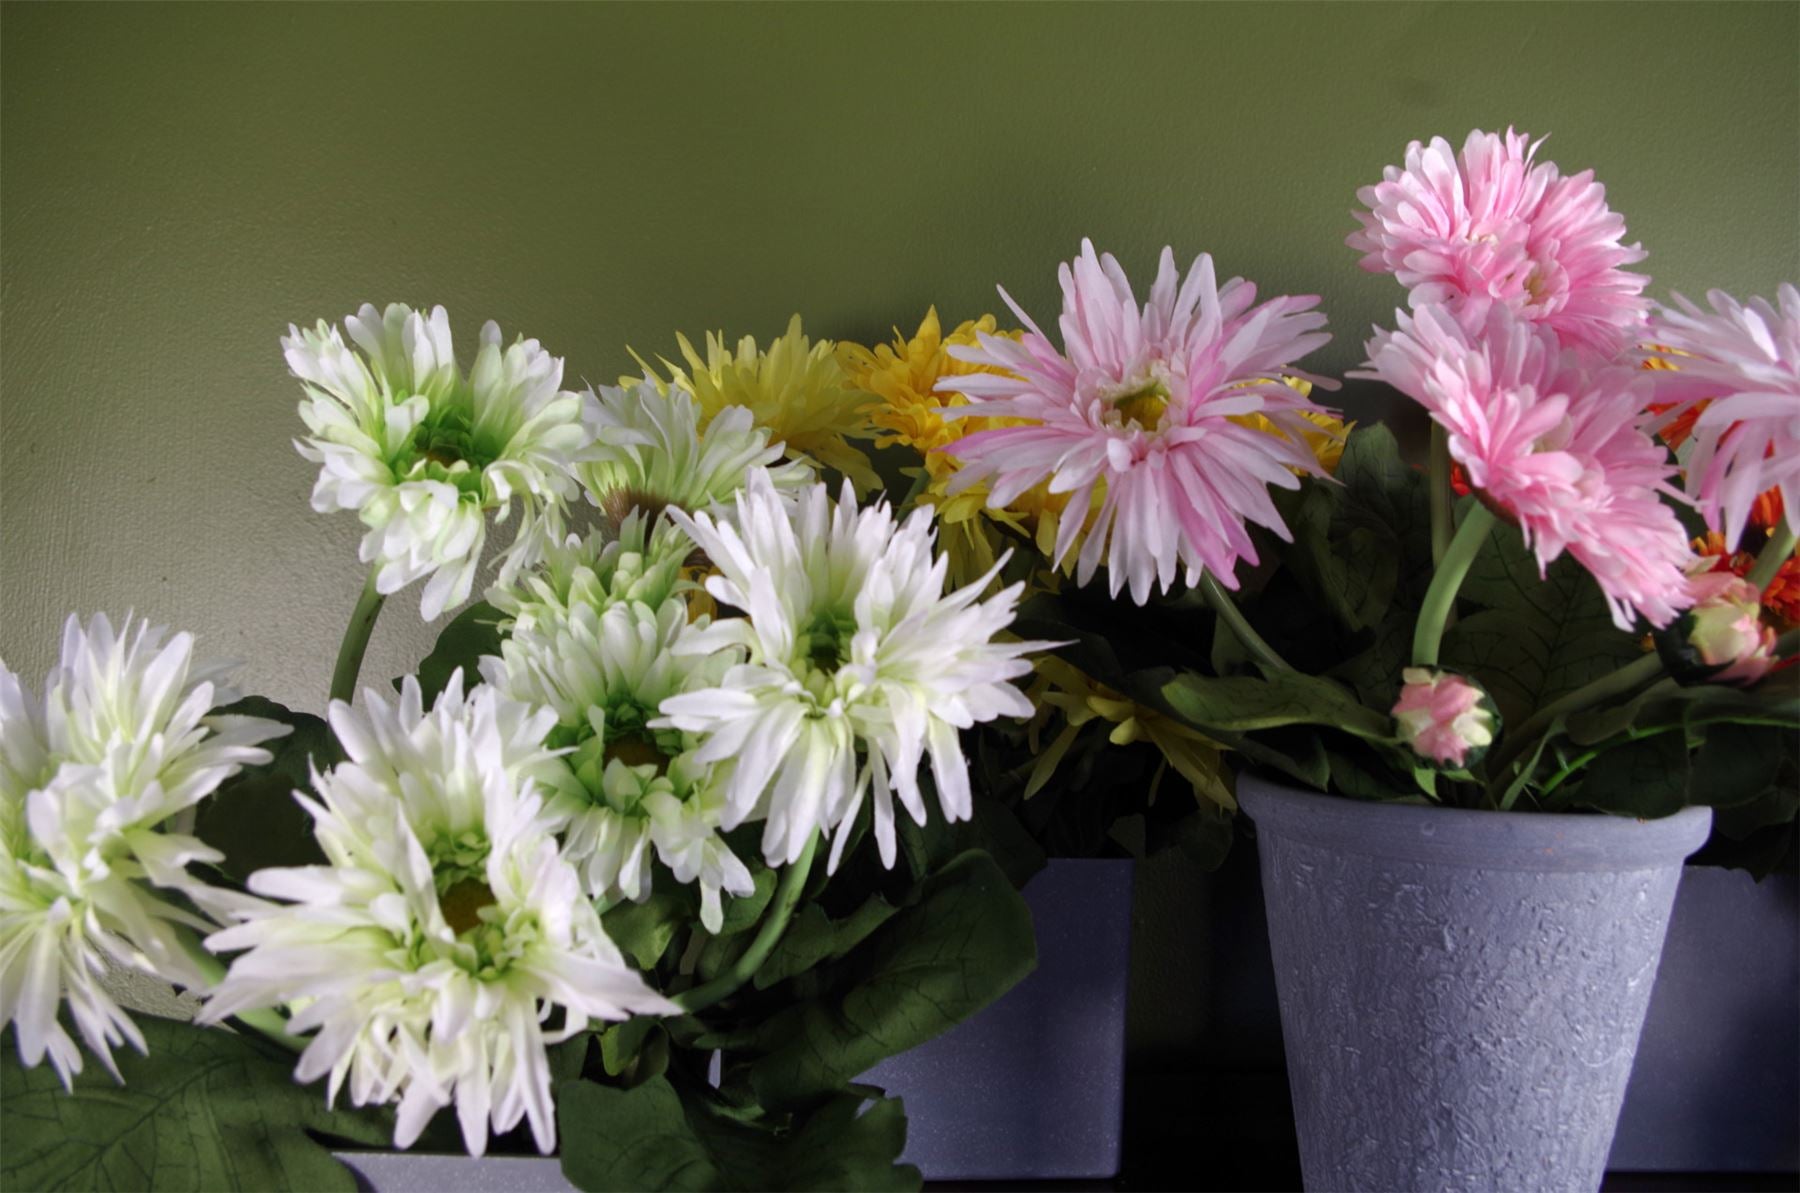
[481,593,735,903]
[201,674,672,1157]
[604,753,755,933]
[577,379,813,527]
[285,304,595,619]
[0,613,288,1086]
[656,474,1045,870]
[485,511,692,644]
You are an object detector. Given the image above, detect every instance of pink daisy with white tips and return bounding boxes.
[1646,285,1800,549]
[937,239,1338,605]
[1349,128,1649,355]
[1362,303,1694,631]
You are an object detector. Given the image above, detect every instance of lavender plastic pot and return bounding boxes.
[1239,775,1711,1193]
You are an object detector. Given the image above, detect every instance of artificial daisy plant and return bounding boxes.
[4,124,1796,1193]
[2,308,1053,1191]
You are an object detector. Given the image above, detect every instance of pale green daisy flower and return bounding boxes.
[285,304,594,619]
[657,474,1047,871]
[0,613,287,1086]
[577,379,813,527]
[202,673,673,1157]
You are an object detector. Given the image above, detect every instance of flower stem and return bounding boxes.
[670,831,818,1015]
[329,566,385,707]
[177,929,306,1053]
[1412,504,1497,668]
[1200,571,1291,674]
[1429,425,1454,568]
[1748,525,1798,593]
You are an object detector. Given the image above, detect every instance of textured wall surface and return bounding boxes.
[3,2,1796,1061]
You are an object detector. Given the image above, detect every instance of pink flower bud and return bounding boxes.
[1683,569,1779,685]
[1392,668,1498,769]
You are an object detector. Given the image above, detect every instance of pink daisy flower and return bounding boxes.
[1349,128,1649,355]
[1361,303,1693,630]
[937,239,1337,604]
[1645,285,1800,549]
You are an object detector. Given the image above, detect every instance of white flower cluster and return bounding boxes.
[201,675,673,1156]
[2,318,1045,1162]
[0,614,287,1085]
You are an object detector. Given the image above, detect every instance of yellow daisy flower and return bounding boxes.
[634,315,878,492]
[1230,383,1353,475]
[840,308,1089,591]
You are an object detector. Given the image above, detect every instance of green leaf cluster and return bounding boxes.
[2,1016,389,1192]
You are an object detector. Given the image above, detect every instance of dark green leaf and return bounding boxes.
[1284,482,1399,633]
[1569,732,1691,818]
[713,866,776,938]
[556,1077,918,1193]
[737,850,1035,1108]
[1691,723,1786,810]
[197,697,342,881]
[1443,518,1641,727]
[411,601,505,701]
[603,892,692,971]
[752,896,898,991]
[2,1015,389,1192]
[1160,670,1391,740]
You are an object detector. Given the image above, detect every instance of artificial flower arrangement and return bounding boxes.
[3,123,1796,1193]
[1,309,1063,1191]
[949,130,1797,858]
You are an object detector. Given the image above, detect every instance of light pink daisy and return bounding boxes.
[937,239,1337,604]
[1349,128,1649,355]
[1645,285,1800,549]
[1361,303,1693,630]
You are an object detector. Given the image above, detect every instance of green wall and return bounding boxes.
[4,0,1796,1064]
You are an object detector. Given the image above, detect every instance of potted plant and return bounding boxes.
[0,306,1066,1191]
[938,132,1797,1190]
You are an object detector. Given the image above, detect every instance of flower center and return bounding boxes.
[799,607,857,673]
[427,830,490,893]
[1101,379,1170,432]
[412,409,501,478]
[439,877,497,936]
[604,733,668,772]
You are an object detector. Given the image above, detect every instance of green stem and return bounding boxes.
[1429,425,1454,568]
[1748,525,1797,592]
[1200,571,1292,674]
[328,566,385,707]
[670,831,818,1015]
[1484,652,1667,800]
[178,929,306,1053]
[1412,504,1497,668]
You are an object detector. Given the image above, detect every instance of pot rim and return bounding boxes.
[1237,773,1713,872]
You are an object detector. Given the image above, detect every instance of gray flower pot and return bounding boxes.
[1238,774,1712,1193]
[860,856,1134,1180]
[336,857,1135,1190]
